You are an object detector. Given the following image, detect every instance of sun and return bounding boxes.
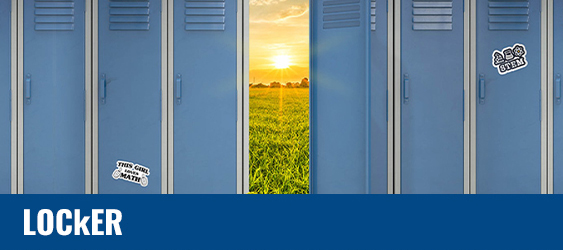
[272,55,291,69]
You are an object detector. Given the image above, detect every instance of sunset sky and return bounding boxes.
[250,0,309,84]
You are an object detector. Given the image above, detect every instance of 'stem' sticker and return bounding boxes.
[492,43,528,75]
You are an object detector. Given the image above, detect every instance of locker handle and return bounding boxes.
[403,74,409,103]
[175,74,182,105]
[556,74,561,105]
[100,74,106,104]
[479,74,485,104]
[25,74,31,104]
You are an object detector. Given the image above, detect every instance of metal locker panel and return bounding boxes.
[98,0,162,194]
[553,0,563,193]
[310,0,372,194]
[0,1,10,194]
[400,0,464,193]
[172,0,237,194]
[475,0,541,194]
[371,0,388,194]
[22,0,86,194]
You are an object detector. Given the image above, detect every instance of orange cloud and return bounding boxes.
[250,4,309,24]
[279,4,309,19]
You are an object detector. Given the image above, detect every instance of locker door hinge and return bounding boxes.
[539,90,542,122]
[386,0,388,13]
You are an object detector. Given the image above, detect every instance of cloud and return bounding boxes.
[278,4,307,19]
[250,0,287,6]
[250,4,309,24]
[262,41,307,51]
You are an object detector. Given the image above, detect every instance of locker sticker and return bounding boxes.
[492,43,528,75]
[112,160,150,187]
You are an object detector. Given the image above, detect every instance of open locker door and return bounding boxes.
[310,0,371,194]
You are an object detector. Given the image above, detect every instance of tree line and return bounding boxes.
[250,77,309,88]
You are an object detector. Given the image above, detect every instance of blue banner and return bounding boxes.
[2,195,562,249]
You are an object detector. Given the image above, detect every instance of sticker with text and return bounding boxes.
[492,43,528,75]
[112,160,150,187]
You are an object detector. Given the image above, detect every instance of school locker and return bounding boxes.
[310,0,389,194]
[475,0,542,193]
[172,0,238,193]
[399,0,465,193]
[22,0,86,194]
[0,1,11,194]
[97,0,162,194]
[370,0,389,194]
[552,0,563,193]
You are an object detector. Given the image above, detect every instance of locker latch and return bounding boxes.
[100,74,106,104]
[175,74,182,105]
[403,74,409,103]
[479,74,485,104]
[556,74,561,105]
[25,74,31,104]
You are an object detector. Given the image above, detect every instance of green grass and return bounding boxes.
[249,88,309,194]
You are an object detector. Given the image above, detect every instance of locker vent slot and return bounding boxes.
[412,0,452,31]
[185,0,226,31]
[34,0,75,31]
[488,0,529,31]
[371,0,376,31]
[322,0,361,29]
[109,0,150,31]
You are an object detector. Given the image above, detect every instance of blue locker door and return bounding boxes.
[310,0,371,194]
[400,0,464,193]
[553,0,563,193]
[0,1,10,194]
[476,0,541,194]
[23,0,85,194]
[98,0,162,194]
[173,0,237,193]
[371,0,388,194]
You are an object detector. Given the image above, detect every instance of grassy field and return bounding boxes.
[249,88,309,194]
